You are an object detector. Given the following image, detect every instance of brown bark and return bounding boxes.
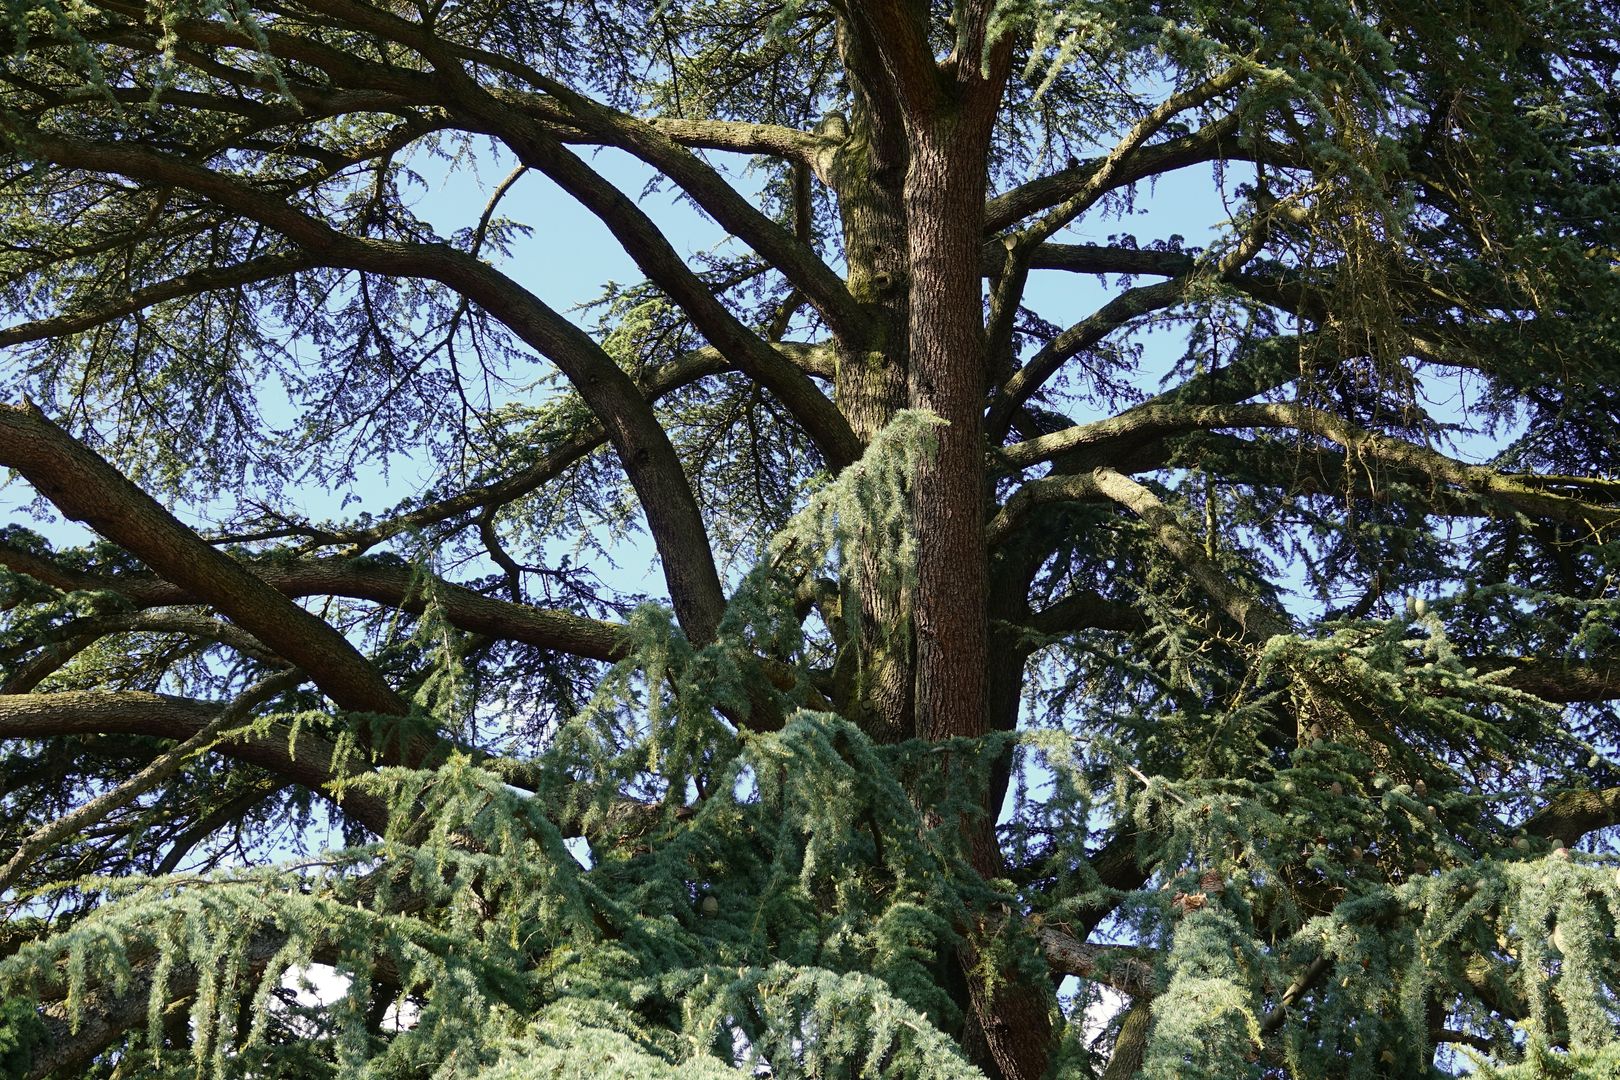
[1101,1000,1153,1080]
[0,691,393,835]
[818,17,918,743]
[0,404,409,717]
[832,7,1055,1077]
[905,127,995,747]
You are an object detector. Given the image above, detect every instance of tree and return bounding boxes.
[1,0,1619,1075]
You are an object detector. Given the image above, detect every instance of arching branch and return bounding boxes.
[0,404,409,716]
[5,122,730,641]
[0,691,393,835]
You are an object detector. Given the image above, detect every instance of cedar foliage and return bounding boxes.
[1,1,1619,1077]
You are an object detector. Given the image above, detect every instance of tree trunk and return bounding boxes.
[902,100,1055,1080]
[829,39,916,744]
[905,127,993,748]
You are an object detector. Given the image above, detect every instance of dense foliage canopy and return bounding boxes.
[2,0,1620,1076]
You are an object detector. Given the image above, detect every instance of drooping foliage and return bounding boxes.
[1,0,1619,1077]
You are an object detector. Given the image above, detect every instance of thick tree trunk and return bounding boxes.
[828,9,1054,1075]
[828,36,917,744]
[904,129,992,747]
[902,95,1055,1080]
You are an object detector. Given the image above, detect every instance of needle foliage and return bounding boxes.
[1,1,1619,1077]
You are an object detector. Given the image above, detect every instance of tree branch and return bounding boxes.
[992,468,1291,642]
[985,113,1252,234]
[1036,927,1156,998]
[987,280,1187,439]
[0,670,301,896]
[281,0,866,346]
[454,108,861,470]
[0,252,317,347]
[845,2,943,125]
[0,544,631,661]
[4,122,731,641]
[1523,786,1620,843]
[0,404,409,716]
[0,691,393,835]
[1002,403,1620,531]
[1089,466,1290,642]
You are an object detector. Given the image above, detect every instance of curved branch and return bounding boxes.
[0,544,630,661]
[992,468,1290,642]
[1,610,277,693]
[990,205,1274,440]
[1089,467,1290,641]
[330,347,712,550]
[468,109,860,470]
[1523,786,1620,843]
[1003,403,1620,531]
[0,404,409,716]
[0,671,301,896]
[155,778,287,874]
[279,0,865,345]
[985,113,1250,234]
[1012,66,1249,251]
[0,691,392,835]
[0,252,317,347]
[5,122,730,642]
[987,280,1187,439]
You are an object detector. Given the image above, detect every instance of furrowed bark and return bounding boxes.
[837,6,1056,1075]
[821,15,917,742]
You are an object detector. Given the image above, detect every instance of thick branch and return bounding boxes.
[1002,403,1620,532]
[7,123,730,641]
[1477,655,1620,704]
[0,691,392,835]
[451,110,860,469]
[280,0,866,344]
[992,468,1290,641]
[1037,927,1155,998]
[499,89,866,344]
[845,3,944,124]
[1260,953,1333,1035]
[1024,590,1150,636]
[1016,243,1197,278]
[0,404,409,716]
[0,671,300,896]
[1088,467,1291,641]
[1523,786,1620,842]
[0,545,630,661]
